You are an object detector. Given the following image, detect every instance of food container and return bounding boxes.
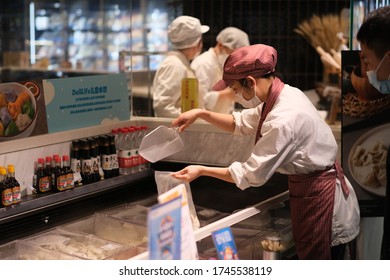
[21,228,138,260]
[261,235,283,260]
[0,240,81,260]
[61,211,148,248]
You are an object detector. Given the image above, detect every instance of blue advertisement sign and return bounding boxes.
[43,74,130,133]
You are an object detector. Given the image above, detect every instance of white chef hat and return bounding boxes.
[168,16,210,49]
[216,27,250,50]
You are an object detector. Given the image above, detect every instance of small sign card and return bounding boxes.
[148,196,182,260]
[212,227,239,260]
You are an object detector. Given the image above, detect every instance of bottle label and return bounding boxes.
[101,154,111,170]
[118,150,133,168]
[12,185,21,204]
[81,159,92,175]
[39,176,51,192]
[91,157,99,174]
[66,173,74,189]
[130,148,139,167]
[71,159,81,173]
[57,175,67,191]
[111,154,119,169]
[2,189,13,206]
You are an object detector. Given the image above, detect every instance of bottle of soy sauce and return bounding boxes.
[45,156,54,190]
[101,135,112,179]
[0,167,13,208]
[70,140,82,187]
[89,138,100,183]
[62,155,74,190]
[80,139,92,185]
[53,156,66,192]
[109,134,119,177]
[6,164,21,205]
[33,158,51,193]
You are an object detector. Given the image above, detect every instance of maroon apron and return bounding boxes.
[288,164,348,260]
[255,78,349,259]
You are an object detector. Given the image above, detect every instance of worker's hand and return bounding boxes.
[171,165,204,182]
[171,109,203,132]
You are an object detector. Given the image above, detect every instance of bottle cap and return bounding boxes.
[7,164,15,173]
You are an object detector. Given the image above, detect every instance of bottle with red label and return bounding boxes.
[53,156,67,192]
[44,156,54,190]
[0,167,13,207]
[33,158,51,193]
[62,155,74,190]
[6,164,21,205]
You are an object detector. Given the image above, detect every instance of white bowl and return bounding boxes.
[0,82,38,141]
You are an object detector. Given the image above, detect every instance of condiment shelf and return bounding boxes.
[0,169,153,224]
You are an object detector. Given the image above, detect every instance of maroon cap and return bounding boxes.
[212,44,278,90]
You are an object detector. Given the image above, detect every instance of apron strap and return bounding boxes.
[255,77,285,143]
[334,160,350,197]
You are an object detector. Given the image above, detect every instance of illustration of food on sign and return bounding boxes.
[0,84,36,137]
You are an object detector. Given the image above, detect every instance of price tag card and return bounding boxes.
[212,227,239,260]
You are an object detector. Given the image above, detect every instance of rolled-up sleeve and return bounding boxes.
[232,107,263,136]
[229,120,296,190]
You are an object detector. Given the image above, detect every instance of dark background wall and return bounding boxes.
[0,0,351,91]
[180,0,350,91]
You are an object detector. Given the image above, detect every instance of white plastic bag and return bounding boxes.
[154,171,200,230]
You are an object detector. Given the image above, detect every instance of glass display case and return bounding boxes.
[26,0,169,72]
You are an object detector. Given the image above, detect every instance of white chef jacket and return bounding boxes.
[228,84,360,246]
[191,48,235,113]
[152,51,202,118]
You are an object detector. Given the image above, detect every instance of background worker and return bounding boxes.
[152,16,209,117]
[191,27,250,113]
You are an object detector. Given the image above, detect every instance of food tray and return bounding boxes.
[21,228,138,260]
[61,213,148,248]
[0,240,81,260]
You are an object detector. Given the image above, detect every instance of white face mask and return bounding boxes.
[217,52,229,68]
[236,81,262,108]
[366,54,390,94]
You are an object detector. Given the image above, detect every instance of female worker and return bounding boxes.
[152,16,209,118]
[171,44,360,260]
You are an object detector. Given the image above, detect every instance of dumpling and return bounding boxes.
[15,113,32,131]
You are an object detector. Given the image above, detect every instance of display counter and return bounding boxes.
[0,117,292,259]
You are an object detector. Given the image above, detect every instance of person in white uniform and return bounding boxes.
[171,44,360,259]
[152,16,209,118]
[191,27,250,113]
